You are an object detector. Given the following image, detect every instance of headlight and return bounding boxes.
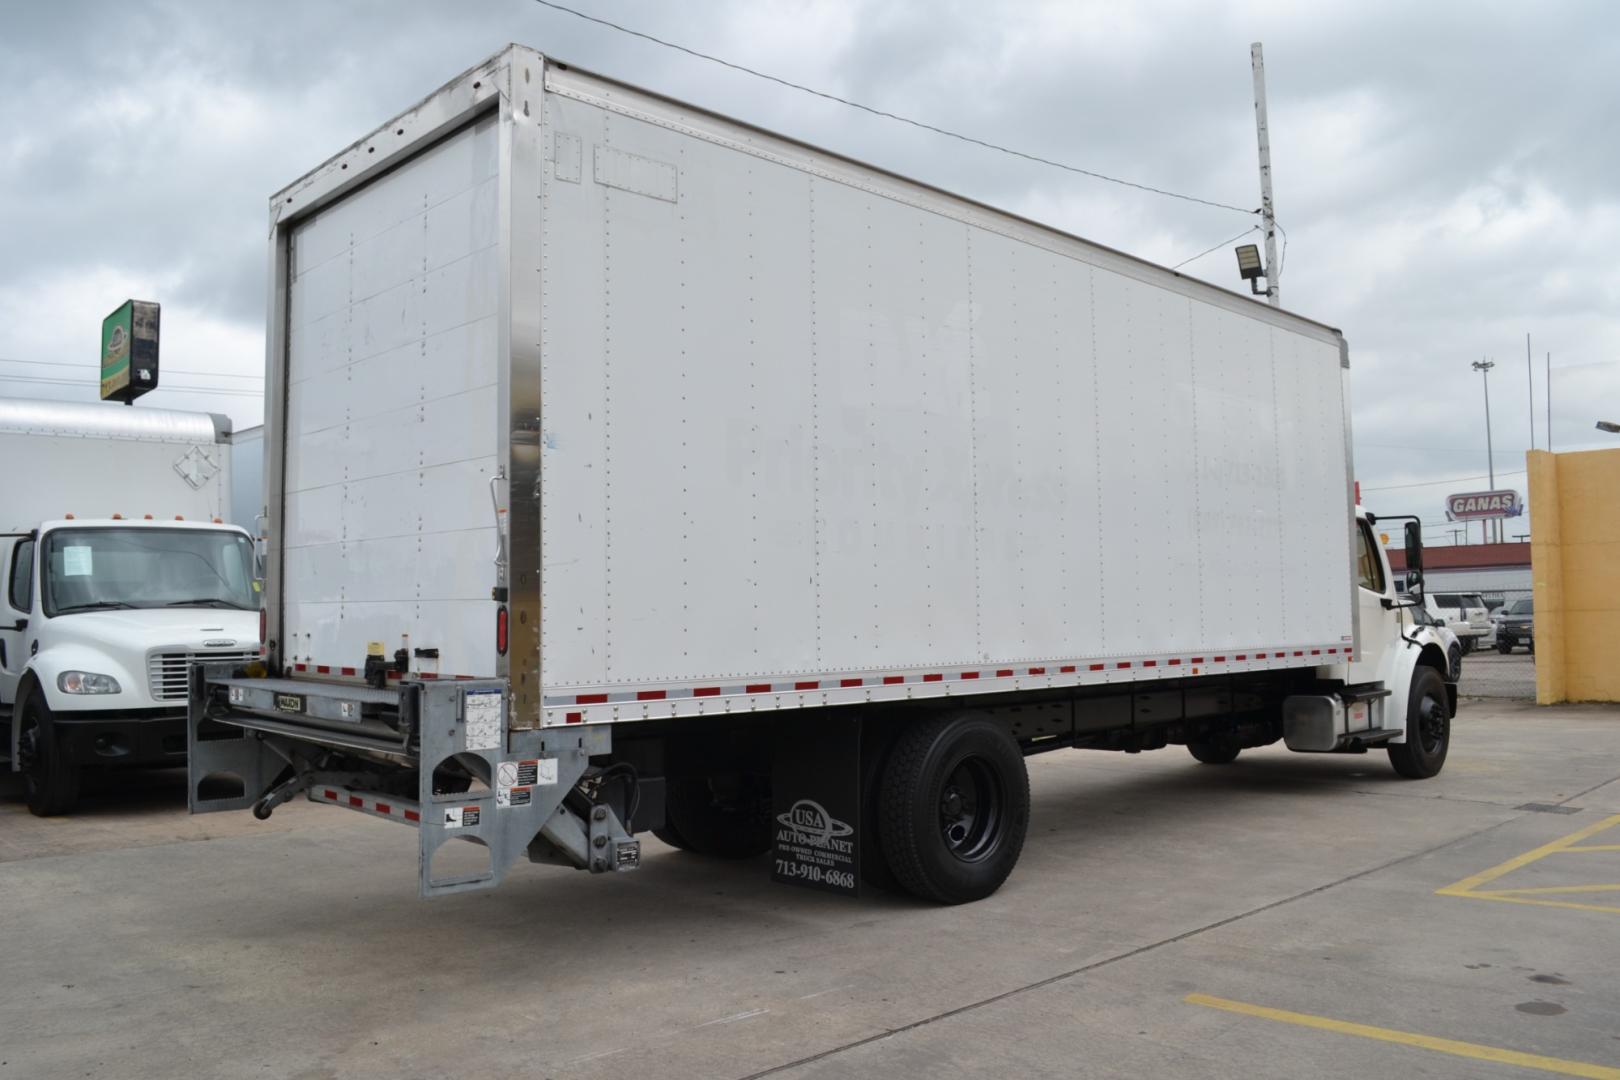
[58,671,121,695]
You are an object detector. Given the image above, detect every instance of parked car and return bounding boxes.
[1407,597,1463,680]
[1419,595,1474,651]
[1496,598,1534,653]
[1432,592,1495,653]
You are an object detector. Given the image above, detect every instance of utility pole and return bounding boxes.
[1546,352,1553,452]
[1526,332,1535,450]
[1250,42,1280,308]
[1473,358,1497,543]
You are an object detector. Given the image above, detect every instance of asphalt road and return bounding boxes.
[4,699,1619,1080]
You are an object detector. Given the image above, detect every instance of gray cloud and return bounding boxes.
[2,0,1617,539]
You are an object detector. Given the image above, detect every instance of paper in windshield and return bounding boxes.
[62,547,93,577]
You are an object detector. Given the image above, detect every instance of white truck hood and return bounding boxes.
[34,607,260,712]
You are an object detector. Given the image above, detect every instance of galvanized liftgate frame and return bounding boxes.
[188,665,638,897]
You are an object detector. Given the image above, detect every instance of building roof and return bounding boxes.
[1387,542,1530,572]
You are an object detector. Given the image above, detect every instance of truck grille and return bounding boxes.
[148,651,259,701]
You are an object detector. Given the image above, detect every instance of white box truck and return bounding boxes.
[1,397,260,815]
[189,45,1457,903]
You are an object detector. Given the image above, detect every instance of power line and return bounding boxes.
[1171,226,1259,270]
[528,0,1260,218]
[1362,469,1527,493]
[1360,442,1528,457]
[0,357,261,380]
[0,373,261,398]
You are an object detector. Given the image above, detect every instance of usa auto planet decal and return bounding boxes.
[773,799,857,891]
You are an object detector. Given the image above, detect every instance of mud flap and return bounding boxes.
[772,713,861,897]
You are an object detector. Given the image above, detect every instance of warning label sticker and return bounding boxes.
[442,805,481,829]
[463,689,503,752]
[496,758,556,807]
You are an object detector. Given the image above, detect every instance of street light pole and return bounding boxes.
[1472,358,1497,543]
[1250,43,1280,308]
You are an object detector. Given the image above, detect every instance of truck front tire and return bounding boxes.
[1388,667,1450,780]
[879,713,1029,905]
[19,694,80,817]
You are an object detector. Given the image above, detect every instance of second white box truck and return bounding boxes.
[189,45,1457,903]
[1,397,259,815]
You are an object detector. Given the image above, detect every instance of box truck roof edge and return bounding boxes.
[268,43,1345,347]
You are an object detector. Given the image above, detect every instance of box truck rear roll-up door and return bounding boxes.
[282,116,501,678]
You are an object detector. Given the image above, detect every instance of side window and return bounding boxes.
[9,539,34,612]
[1355,522,1386,593]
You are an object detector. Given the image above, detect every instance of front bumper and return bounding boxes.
[53,711,187,767]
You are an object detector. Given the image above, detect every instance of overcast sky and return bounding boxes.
[2,0,1616,543]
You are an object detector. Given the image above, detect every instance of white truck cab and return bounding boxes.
[1283,510,1456,777]
[0,400,261,815]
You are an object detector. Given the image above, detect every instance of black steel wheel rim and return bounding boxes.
[1417,692,1447,754]
[938,754,1003,863]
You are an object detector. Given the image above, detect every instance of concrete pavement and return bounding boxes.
[3,699,1618,1079]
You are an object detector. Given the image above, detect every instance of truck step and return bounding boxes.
[1338,683,1393,704]
[1336,727,1401,750]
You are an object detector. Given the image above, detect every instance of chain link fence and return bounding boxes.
[1452,587,1535,699]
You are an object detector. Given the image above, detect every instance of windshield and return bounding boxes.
[42,527,255,616]
[1509,599,1534,615]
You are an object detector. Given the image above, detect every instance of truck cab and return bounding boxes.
[1,519,260,815]
[1306,510,1456,776]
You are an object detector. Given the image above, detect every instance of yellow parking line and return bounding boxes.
[1489,884,1620,896]
[1462,893,1620,917]
[1437,813,1620,898]
[1185,993,1620,1079]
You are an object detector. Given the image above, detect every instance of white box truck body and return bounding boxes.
[191,46,1457,903]
[1,398,259,814]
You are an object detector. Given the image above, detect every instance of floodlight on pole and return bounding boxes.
[1597,420,1620,433]
[1234,244,1265,294]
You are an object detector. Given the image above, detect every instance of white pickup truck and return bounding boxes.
[1,398,260,815]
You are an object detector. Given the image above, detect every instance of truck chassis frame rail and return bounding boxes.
[188,665,638,897]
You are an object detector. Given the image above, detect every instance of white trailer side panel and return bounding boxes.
[282,117,501,677]
[535,73,1352,705]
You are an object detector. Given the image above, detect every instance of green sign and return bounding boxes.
[101,299,160,403]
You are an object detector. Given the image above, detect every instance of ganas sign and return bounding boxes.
[1445,489,1522,521]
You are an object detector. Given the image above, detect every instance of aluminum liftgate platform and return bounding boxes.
[187,665,638,897]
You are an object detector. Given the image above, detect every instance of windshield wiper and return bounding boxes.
[163,598,251,610]
[55,600,139,613]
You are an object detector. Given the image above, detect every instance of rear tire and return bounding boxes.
[664,775,772,858]
[879,713,1029,905]
[1187,740,1241,765]
[651,815,694,852]
[1388,667,1450,780]
[19,693,80,817]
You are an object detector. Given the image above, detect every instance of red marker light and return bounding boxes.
[496,606,509,655]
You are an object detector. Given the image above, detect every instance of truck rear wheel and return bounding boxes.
[1187,740,1241,765]
[19,694,80,817]
[651,816,694,852]
[879,713,1029,905]
[664,775,772,858]
[1388,667,1450,780]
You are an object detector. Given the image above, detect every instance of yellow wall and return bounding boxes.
[1529,447,1620,703]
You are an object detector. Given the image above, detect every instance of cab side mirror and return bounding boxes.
[1404,522,1424,596]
